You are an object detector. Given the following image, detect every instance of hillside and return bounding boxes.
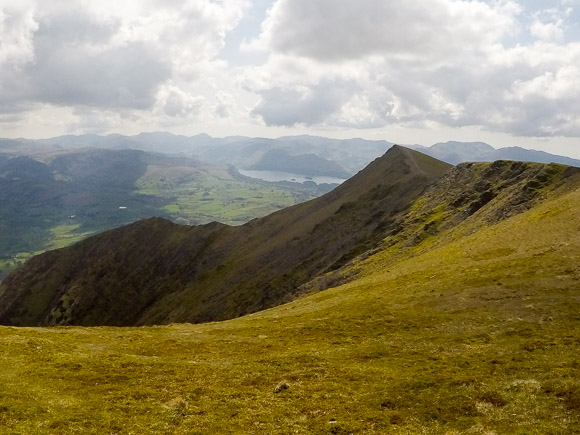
[0,152,579,433]
[0,146,450,326]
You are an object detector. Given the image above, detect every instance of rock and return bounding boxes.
[274,381,289,393]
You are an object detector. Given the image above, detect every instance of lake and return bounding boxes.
[238,169,347,185]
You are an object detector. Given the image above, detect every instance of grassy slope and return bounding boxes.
[1,176,579,433]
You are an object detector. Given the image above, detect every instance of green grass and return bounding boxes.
[1,180,579,433]
[0,258,28,278]
[46,224,94,250]
[0,224,97,278]
[136,168,313,225]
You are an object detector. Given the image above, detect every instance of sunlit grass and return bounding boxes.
[137,169,310,225]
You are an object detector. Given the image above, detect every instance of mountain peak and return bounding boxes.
[347,145,452,183]
[0,147,450,326]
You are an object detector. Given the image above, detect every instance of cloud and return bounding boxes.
[529,8,569,42]
[157,86,205,118]
[253,78,356,126]
[1,0,579,145]
[0,0,248,123]
[0,2,38,67]
[255,0,521,62]
[244,0,580,138]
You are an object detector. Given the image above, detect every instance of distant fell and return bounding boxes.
[5,133,579,176]
[248,149,351,178]
[414,141,580,167]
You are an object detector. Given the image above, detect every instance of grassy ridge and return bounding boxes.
[1,180,579,433]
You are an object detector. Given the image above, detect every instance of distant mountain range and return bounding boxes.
[3,134,578,178]
[409,141,580,167]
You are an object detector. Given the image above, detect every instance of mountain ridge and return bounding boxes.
[412,140,580,167]
[0,146,450,326]
[8,133,579,176]
[2,146,579,327]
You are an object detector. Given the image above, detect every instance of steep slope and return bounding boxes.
[1,172,579,433]
[0,146,450,326]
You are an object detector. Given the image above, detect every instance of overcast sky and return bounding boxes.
[1,0,580,157]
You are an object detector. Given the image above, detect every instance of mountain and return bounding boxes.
[414,141,580,167]
[493,146,580,166]
[2,146,579,327]
[416,141,495,163]
[0,146,450,326]
[248,148,351,178]
[6,133,580,177]
[27,133,393,175]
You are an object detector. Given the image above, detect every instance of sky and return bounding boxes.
[1,0,580,157]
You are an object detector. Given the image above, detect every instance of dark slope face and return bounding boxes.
[0,146,450,326]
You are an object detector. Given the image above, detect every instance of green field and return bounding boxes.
[0,225,95,278]
[136,169,308,225]
[0,171,578,433]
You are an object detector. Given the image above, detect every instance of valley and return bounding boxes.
[0,148,324,279]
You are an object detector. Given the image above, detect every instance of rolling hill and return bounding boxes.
[0,147,579,433]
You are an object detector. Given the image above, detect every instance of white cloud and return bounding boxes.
[0,0,249,125]
[157,85,205,118]
[242,0,580,139]
[255,0,521,62]
[0,0,579,157]
[0,1,38,67]
[530,8,567,41]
